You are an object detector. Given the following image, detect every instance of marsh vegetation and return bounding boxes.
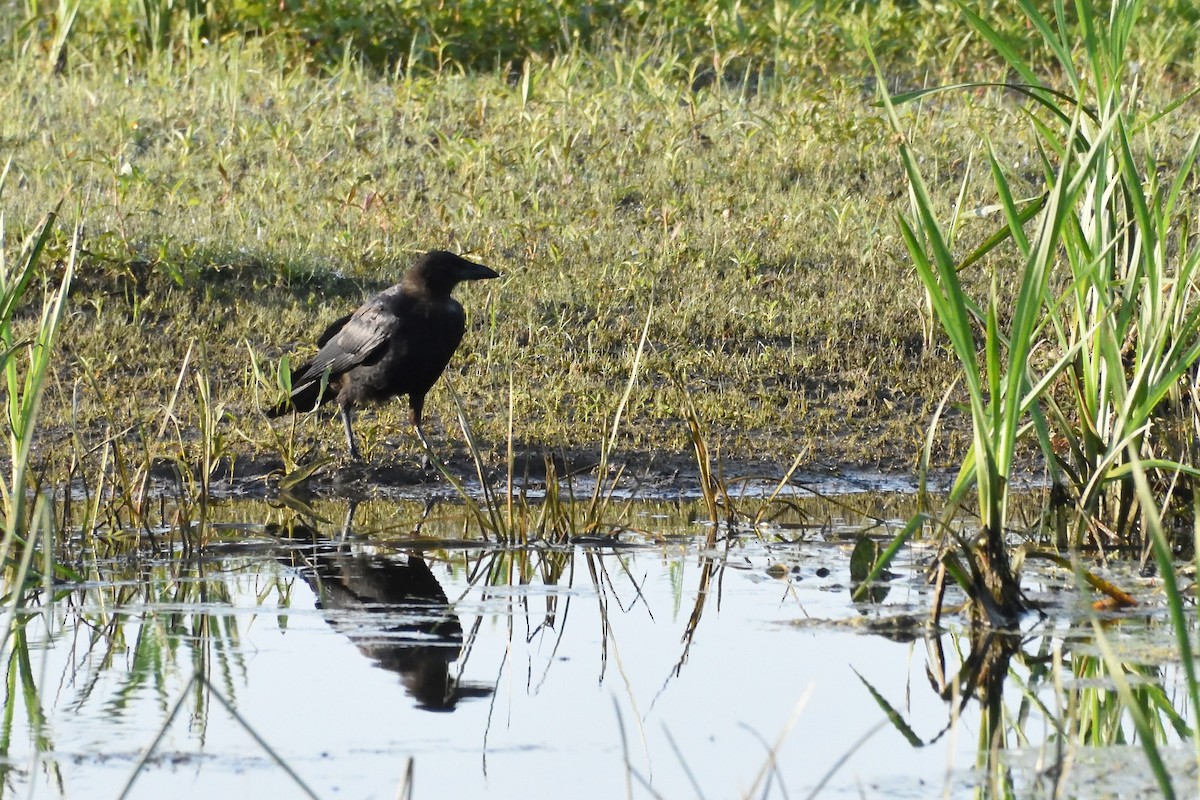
[5,0,1200,797]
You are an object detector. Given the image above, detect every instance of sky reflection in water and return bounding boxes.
[2,501,1192,799]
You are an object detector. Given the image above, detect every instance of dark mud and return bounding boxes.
[179,446,995,503]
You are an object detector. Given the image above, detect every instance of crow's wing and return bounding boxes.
[292,297,395,388]
[316,313,353,347]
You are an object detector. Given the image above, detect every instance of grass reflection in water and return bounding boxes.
[0,495,1193,798]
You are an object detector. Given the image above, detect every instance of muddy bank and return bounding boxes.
[133,445,1010,503]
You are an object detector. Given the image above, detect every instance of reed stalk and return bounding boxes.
[874,0,1200,623]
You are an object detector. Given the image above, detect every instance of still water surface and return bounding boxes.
[2,496,1193,799]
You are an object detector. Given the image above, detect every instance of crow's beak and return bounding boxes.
[461,260,501,281]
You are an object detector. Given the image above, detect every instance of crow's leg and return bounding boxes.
[341,405,362,460]
[411,403,433,470]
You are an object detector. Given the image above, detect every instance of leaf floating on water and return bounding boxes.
[850,536,891,604]
[850,536,879,583]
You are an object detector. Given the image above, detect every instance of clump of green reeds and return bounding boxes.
[0,187,73,558]
[0,170,76,758]
[871,4,1200,788]
[873,0,1200,624]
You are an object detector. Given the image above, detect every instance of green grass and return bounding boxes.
[0,1,1196,490]
[17,0,1198,76]
[0,41,941,473]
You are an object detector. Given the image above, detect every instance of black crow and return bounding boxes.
[268,250,499,459]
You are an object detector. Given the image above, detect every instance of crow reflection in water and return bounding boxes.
[280,527,491,711]
[268,250,499,459]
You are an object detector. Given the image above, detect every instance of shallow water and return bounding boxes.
[1,494,1195,799]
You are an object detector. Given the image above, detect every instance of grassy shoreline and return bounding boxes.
[3,15,1199,479]
[8,7,1200,794]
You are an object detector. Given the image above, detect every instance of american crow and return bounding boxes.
[268,250,500,459]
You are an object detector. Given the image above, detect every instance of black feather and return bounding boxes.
[266,250,499,458]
